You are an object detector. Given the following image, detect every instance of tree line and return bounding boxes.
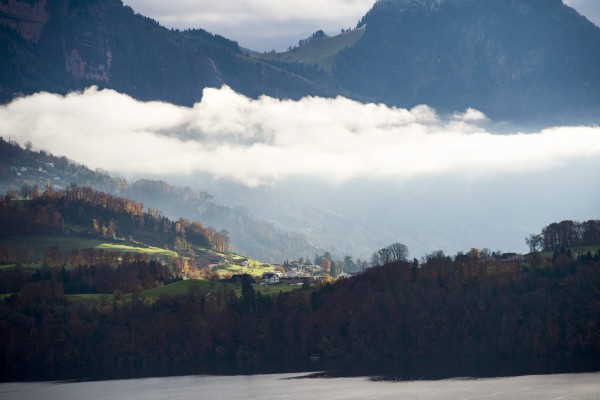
[526,219,600,252]
[0,184,229,256]
[0,258,179,296]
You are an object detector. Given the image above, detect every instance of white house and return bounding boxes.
[261,272,280,285]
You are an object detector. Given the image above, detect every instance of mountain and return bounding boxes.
[0,0,329,105]
[3,0,600,123]
[0,138,317,262]
[330,0,600,123]
[254,0,600,123]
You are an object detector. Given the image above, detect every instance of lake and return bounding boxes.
[1,372,599,400]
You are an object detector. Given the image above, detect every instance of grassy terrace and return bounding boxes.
[0,235,178,260]
[2,280,302,303]
[538,245,600,259]
[256,27,365,71]
[217,263,274,277]
[1,278,301,302]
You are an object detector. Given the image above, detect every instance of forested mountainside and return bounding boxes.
[0,138,316,261]
[330,0,600,123]
[0,184,227,255]
[0,0,329,105]
[3,0,600,123]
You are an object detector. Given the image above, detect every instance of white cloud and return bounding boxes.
[451,108,488,123]
[1,86,600,187]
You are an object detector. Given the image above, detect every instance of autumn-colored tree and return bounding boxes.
[320,257,331,272]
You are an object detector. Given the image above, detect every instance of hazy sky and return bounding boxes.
[121,0,600,51]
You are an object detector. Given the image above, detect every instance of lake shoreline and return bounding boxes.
[2,371,600,400]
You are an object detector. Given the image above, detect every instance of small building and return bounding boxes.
[499,252,524,262]
[498,252,525,267]
[204,255,224,269]
[261,272,280,285]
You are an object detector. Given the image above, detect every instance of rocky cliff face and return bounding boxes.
[0,0,48,42]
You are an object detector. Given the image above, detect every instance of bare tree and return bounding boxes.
[388,242,409,262]
[372,243,410,266]
[525,234,543,252]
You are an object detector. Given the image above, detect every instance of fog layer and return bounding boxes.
[1,87,598,257]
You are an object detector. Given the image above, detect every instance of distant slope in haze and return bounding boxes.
[0,138,316,262]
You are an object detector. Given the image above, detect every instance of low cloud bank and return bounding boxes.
[1,86,600,187]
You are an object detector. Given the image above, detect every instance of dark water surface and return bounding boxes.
[3,355,599,383]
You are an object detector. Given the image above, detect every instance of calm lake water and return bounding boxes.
[1,372,599,400]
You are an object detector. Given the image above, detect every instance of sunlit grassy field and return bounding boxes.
[0,234,178,261]
[256,27,365,71]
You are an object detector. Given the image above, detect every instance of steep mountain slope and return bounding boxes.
[0,0,329,105]
[332,0,600,122]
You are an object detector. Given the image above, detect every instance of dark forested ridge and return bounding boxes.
[0,137,316,261]
[1,224,599,377]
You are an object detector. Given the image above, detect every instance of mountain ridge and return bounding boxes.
[0,0,330,105]
[331,0,600,122]
[2,0,600,123]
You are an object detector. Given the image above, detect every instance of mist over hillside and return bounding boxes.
[0,137,317,262]
[2,87,599,260]
[192,165,600,259]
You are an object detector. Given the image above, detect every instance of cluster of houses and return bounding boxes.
[7,160,83,192]
[9,163,59,189]
[221,258,357,287]
[261,261,354,286]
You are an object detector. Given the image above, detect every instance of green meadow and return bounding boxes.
[0,234,178,261]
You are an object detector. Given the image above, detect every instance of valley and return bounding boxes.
[0,0,599,386]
